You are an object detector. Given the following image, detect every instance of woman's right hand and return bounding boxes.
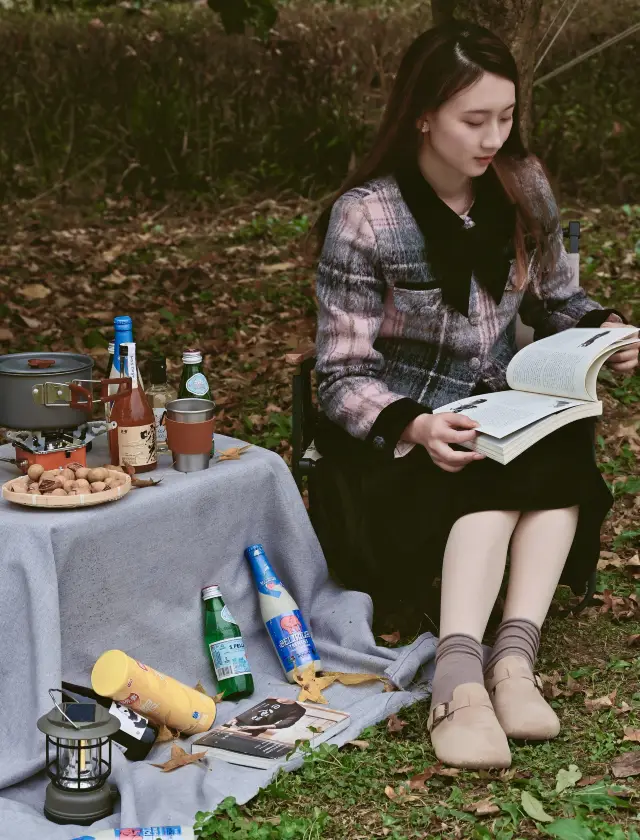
[404,413,486,473]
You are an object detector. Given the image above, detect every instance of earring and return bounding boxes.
[421,122,429,134]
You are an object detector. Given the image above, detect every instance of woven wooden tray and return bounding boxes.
[1,469,132,509]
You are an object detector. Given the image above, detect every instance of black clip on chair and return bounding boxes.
[286,220,597,615]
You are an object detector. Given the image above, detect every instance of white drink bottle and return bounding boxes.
[244,543,322,682]
[70,828,194,839]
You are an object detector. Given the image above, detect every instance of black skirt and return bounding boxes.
[313,414,613,599]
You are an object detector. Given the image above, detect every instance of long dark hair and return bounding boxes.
[312,21,551,289]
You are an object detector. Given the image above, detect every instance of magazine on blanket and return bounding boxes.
[434,326,639,465]
[190,697,350,769]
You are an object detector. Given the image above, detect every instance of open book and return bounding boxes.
[434,326,639,465]
[190,697,350,769]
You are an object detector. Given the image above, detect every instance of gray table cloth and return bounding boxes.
[0,434,436,839]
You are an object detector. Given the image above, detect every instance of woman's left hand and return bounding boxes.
[602,319,640,373]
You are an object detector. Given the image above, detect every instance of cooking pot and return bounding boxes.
[0,352,95,431]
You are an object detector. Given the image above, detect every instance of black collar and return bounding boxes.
[394,159,516,317]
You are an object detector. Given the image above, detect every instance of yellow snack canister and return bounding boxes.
[91,649,216,735]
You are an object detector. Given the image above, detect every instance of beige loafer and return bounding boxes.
[427,682,512,769]
[485,655,560,741]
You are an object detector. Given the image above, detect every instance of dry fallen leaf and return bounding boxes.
[323,671,386,687]
[19,283,51,300]
[384,785,397,800]
[193,681,224,704]
[346,740,369,750]
[464,796,500,816]
[386,714,408,734]
[408,766,438,790]
[437,766,461,777]
[622,727,640,743]
[293,662,332,704]
[615,701,632,716]
[379,630,401,644]
[576,774,606,787]
[585,691,617,712]
[393,764,415,775]
[259,261,297,274]
[151,744,207,772]
[611,751,640,778]
[156,725,180,743]
[216,444,252,461]
[627,634,640,647]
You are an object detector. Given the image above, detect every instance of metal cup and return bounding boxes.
[165,398,215,473]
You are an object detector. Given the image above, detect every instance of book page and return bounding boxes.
[506,326,639,400]
[434,390,585,439]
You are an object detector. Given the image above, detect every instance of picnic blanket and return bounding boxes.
[0,434,436,839]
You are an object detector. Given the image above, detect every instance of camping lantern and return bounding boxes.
[36,689,120,825]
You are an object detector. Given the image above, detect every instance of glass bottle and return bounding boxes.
[178,349,215,457]
[108,343,157,473]
[61,682,159,762]
[202,585,254,701]
[106,341,114,379]
[106,316,144,422]
[244,544,322,682]
[145,357,177,455]
[177,349,213,401]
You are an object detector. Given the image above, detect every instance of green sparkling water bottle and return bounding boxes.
[202,585,254,701]
[178,349,215,457]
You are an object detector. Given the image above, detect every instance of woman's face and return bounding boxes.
[421,72,516,178]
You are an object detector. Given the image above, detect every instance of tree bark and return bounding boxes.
[431,0,544,143]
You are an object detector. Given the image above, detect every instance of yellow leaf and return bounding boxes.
[324,671,385,687]
[216,444,252,461]
[293,662,331,704]
[156,725,180,743]
[151,744,207,772]
[19,283,51,300]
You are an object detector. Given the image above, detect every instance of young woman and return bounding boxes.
[311,21,639,769]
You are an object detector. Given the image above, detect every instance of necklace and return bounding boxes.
[459,197,475,229]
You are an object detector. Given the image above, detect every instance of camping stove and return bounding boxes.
[3,422,109,473]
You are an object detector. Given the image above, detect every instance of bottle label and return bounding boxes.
[220,604,236,624]
[209,637,251,680]
[124,344,139,389]
[109,829,190,838]
[249,551,283,598]
[185,372,209,396]
[118,424,157,467]
[265,610,320,673]
[152,407,167,443]
[108,701,148,741]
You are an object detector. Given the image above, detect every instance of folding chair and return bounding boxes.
[285,221,597,613]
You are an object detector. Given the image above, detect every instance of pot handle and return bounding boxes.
[100,377,132,405]
[28,358,56,369]
[69,383,94,414]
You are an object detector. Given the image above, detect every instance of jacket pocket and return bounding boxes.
[392,286,442,315]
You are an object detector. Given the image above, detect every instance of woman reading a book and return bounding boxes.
[312,21,639,770]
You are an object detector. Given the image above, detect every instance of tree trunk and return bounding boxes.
[431,0,544,143]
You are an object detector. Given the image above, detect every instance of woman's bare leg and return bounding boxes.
[484,506,580,741]
[501,506,580,626]
[438,510,521,641]
[428,510,520,769]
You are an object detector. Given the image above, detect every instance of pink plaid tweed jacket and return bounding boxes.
[314,161,623,459]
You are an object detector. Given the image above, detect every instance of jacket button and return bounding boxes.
[469,357,481,370]
[373,435,385,450]
[469,313,479,326]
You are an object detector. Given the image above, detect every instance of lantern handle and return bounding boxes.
[48,688,81,730]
